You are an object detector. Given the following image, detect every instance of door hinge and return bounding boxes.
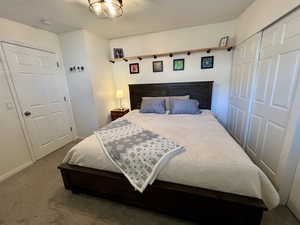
[57,61,60,68]
[70,127,73,132]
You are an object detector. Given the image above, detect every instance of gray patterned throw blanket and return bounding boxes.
[95,119,184,192]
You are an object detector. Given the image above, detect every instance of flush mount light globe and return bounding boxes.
[88,0,123,18]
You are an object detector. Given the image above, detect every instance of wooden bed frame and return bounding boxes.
[58,81,267,225]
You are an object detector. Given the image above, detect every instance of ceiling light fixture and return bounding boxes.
[88,0,123,18]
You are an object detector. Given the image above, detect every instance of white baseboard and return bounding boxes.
[0,161,33,183]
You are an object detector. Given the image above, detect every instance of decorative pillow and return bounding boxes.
[140,99,166,114]
[142,95,189,111]
[142,96,168,105]
[168,95,190,110]
[169,99,201,114]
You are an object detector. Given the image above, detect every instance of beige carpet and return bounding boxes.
[0,140,299,225]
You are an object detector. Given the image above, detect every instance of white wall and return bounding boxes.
[0,17,74,181]
[60,31,99,138]
[0,18,63,52]
[236,0,300,43]
[110,21,236,125]
[84,31,116,127]
[60,30,116,138]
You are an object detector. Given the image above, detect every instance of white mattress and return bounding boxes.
[63,110,280,209]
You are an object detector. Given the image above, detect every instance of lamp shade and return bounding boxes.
[116,89,124,98]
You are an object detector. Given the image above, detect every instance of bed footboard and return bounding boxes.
[58,163,266,225]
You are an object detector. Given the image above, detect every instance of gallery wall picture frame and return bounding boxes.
[201,56,214,69]
[113,48,124,59]
[173,59,185,71]
[153,61,163,72]
[219,36,229,47]
[129,63,139,74]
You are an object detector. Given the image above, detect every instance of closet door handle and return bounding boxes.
[24,111,32,117]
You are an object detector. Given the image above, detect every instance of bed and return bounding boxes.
[58,81,279,225]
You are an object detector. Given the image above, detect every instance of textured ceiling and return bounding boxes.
[0,0,254,39]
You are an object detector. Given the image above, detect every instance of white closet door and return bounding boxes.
[3,43,73,159]
[228,33,261,147]
[247,10,300,188]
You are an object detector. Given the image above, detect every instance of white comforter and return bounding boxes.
[63,110,280,209]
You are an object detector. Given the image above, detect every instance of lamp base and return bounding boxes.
[118,98,124,111]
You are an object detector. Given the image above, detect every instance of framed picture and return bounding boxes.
[129,63,139,74]
[113,48,124,59]
[201,56,214,69]
[219,36,229,47]
[173,59,185,71]
[153,61,163,72]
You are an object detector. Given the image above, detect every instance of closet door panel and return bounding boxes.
[247,115,263,159]
[260,121,285,180]
[235,109,246,143]
[227,105,234,134]
[271,52,299,110]
[229,105,237,137]
[240,63,252,99]
[227,33,261,147]
[258,50,300,184]
[248,9,300,189]
[233,65,242,97]
[255,58,272,103]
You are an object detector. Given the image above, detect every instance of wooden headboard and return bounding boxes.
[129,81,214,110]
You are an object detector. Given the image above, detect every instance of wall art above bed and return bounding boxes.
[153,61,163,72]
[173,59,185,71]
[129,63,139,74]
[201,56,214,69]
[113,48,124,59]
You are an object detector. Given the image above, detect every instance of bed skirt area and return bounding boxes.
[58,163,266,225]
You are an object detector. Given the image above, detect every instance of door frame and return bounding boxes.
[0,41,77,162]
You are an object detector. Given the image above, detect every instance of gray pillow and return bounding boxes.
[169,99,201,114]
[168,95,190,110]
[142,95,189,111]
[140,99,166,114]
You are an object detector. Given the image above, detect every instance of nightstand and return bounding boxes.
[111,108,129,121]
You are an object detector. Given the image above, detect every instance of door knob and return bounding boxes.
[24,111,32,117]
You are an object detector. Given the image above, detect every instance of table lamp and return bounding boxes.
[116,89,124,110]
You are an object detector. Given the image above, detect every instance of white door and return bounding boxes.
[228,33,261,147]
[247,10,300,190]
[3,43,73,159]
